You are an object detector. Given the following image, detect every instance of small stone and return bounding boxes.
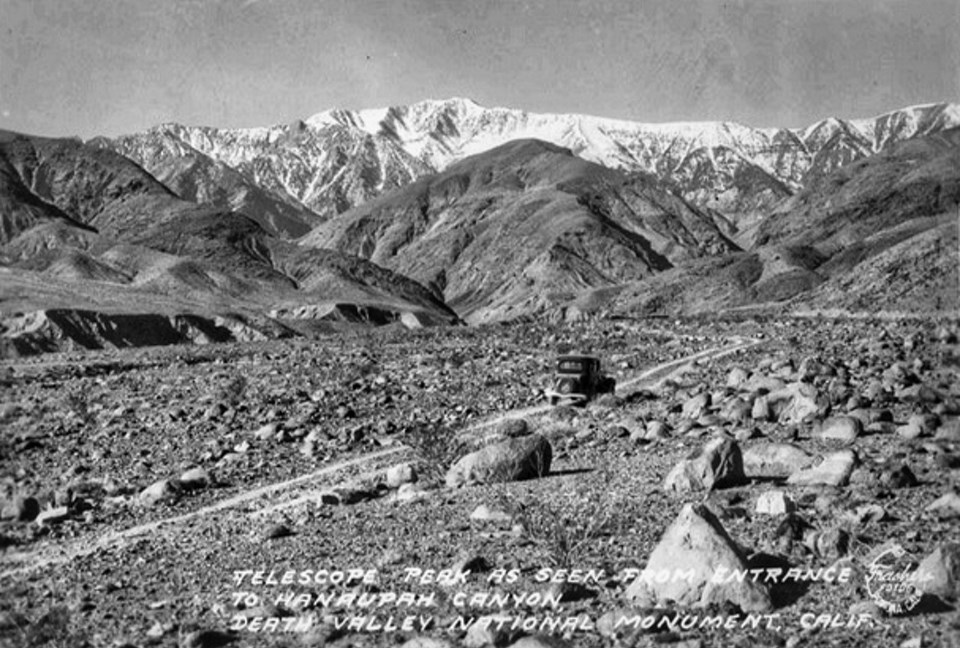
[178,467,212,491]
[395,483,429,503]
[470,504,512,523]
[386,463,417,488]
[645,420,671,440]
[139,479,181,506]
[263,523,293,540]
[35,505,70,526]
[751,395,772,421]
[755,491,796,516]
[318,487,370,506]
[253,423,278,441]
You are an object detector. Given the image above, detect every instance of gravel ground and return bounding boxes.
[1,316,958,648]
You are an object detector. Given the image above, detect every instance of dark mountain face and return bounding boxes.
[301,139,738,323]
[93,131,325,238]
[0,132,460,355]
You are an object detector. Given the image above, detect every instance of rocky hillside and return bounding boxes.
[101,99,960,227]
[0,132,460,356]
[300,139,737,323]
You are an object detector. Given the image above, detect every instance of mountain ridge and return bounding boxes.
[99,99,960,228]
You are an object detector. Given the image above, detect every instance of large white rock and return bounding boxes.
[912,543,960,600]
[624,504,771,611]
[742,443,813,478]
[787,450,857,487]
[755,491,796,516]
[446,434,552,488]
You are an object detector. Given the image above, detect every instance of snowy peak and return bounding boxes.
[103,99,960,227]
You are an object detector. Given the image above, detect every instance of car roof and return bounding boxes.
[557,355,599,361]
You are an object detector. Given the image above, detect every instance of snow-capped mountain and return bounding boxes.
[102,99,960,227]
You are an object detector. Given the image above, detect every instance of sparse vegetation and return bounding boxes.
[403,420,470,486]
[214,375,247,407]
[497,471,626,568]
[5,607,90,648]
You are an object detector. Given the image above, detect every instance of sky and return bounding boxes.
[1,0,959,139]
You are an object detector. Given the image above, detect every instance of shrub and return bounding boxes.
[497,472,625,568]
[404,421,469,487]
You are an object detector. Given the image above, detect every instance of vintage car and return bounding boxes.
[544,354,616,406]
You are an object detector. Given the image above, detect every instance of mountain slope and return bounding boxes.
[300,139,737,323]
[92,130,324,238]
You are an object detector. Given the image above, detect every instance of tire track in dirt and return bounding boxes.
[1,336,761,579]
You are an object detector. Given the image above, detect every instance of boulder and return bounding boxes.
[768,382,822,424]
[742,443,812,479]
[624,504,771,611]
[663,437,746,493]
[925,491,960,519]
[727,367,749,389]
[787,450,857,487]
[815,416,862,444]
[645,420,671,440]
[446,434,552,488]
[913,543,960,600]
[682,393,711,419]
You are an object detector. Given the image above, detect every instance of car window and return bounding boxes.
[558,360,584,372]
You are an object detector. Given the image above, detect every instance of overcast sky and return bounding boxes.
[2,0,959,139]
